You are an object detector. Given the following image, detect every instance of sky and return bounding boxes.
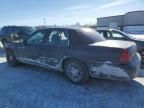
[0,0,143,26]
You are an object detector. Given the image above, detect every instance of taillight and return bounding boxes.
[120,49,131,64]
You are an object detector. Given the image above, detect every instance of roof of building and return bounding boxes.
[97,10,144,19]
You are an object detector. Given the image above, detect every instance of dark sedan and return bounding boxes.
[97,29,144,62]
[5,27,141,84]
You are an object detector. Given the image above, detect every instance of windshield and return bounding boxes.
[79,28,105,45]
[116,30,136,39]
[120,30,144,40]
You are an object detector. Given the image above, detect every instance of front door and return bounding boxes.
[17,30,46,65]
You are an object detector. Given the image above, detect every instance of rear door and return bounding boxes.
[40,28,69,69]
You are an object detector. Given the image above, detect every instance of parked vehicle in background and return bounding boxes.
[0,26,36,47]
[129,34,144,40]
[96,29,144,63]
[6,27,141,84]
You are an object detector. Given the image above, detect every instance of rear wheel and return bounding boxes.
[64,60,89,84]
[6,50,18,66]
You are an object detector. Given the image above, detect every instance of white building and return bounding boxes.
[97,11,144,34]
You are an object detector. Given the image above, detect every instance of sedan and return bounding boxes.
[5,27,141,84]
[97,29,144,63]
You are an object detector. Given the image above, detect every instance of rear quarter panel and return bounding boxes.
[69,46,122,65]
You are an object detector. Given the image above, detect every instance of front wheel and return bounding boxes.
[64,60,89,84]
[6,50,18,66]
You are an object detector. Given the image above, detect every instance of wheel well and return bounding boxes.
[61,57,89,71]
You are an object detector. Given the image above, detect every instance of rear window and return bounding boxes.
[79,28,105,45]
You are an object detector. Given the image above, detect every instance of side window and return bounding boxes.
[111,31,127,40]
[97,31,104,36]
[106,32,111,38]
[27,31,45,45]
[46,30,68,46]
[99,31,110,39]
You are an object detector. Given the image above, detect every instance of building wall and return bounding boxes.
[97,11,144,33]
[97,15,124,27]
[124,26,144,33]
[124,11,144,26]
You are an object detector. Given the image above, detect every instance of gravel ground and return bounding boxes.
[0,56,144,108]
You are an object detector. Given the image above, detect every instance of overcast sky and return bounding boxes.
[0,0,143,26]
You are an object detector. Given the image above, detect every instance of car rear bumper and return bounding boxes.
[89,53,141,81]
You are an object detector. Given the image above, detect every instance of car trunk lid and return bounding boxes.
[89,40,137,64]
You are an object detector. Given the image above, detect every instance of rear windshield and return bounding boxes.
[79,28,105,45]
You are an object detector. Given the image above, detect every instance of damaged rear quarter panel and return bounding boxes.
[90,62,130,80]
[69,47,130,80]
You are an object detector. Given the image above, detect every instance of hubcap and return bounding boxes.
[67,63,82,81]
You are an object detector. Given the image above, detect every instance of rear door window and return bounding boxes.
[46,30,69,46]
[98,31,111,39]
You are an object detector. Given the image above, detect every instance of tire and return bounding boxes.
[1,39,8,48]
[64,60,89,84]
[6,50,18,66]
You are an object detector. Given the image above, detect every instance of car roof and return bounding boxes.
[96,28,118,31]
[40,27,93,31]
[2,26,33,28]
